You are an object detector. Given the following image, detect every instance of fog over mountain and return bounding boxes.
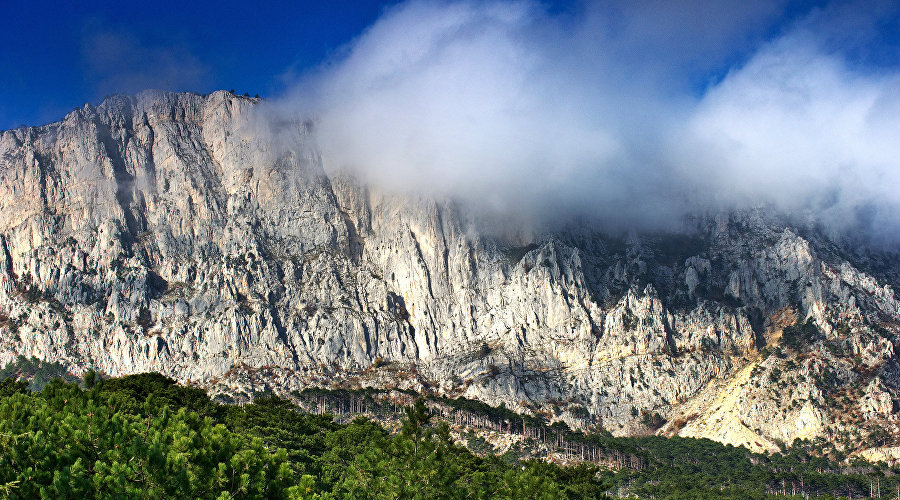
[264,0,900,242]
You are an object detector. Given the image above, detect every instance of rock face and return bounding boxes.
[1,90,899,452]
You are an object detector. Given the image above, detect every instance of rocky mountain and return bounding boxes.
[1,90,899,456]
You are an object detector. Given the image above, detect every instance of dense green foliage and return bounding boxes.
[0,377,292,499]
[610,435,871,499]
[2,369,900,498]
[0,374,602,498]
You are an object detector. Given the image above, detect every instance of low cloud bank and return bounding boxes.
[270,0,900,243]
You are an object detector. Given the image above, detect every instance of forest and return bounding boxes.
[1,359,899,499]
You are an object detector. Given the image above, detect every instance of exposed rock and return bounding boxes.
[861,377,895,420]
[1,91,899,453]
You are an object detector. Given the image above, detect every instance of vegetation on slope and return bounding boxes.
[1,364,900,498]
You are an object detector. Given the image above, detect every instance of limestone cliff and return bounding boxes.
[1,91,898,453]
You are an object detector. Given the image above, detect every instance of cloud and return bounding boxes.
[680,32,900,240]
[270,0,900,242]
[81,22,209,98]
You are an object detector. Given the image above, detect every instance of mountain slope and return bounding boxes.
[1,90,898,453]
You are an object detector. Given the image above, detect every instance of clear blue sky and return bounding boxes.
[1,0,897,131]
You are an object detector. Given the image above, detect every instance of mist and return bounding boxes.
[269,0,900,243]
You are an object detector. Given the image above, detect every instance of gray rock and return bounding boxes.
[1,91,898,451]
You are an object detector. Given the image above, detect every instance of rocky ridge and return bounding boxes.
[1,90,899,455]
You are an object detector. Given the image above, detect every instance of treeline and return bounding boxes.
[294,388,648,470]
[2,369,900,498]
[0,372,605,498]
[0,354,78,391]
[292,387,900,499]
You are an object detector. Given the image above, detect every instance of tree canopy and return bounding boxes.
[1,368,897,499]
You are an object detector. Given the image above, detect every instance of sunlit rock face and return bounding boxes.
[1,90,899,450]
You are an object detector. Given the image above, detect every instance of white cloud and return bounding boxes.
[681,34,900,237]
[269,0,900,241]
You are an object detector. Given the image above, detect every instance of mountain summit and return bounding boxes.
[1,90,898,456]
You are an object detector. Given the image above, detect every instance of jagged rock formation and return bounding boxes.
[1,90,899,454]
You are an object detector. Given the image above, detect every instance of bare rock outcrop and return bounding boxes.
[1,91,898,451]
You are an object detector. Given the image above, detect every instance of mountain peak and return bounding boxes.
[0,92,898,455]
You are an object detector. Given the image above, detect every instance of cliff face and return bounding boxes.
[1,90,899,452]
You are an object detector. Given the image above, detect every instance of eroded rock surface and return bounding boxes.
[1,91,899,451]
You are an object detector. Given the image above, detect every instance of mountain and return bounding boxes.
[1,90,898,456]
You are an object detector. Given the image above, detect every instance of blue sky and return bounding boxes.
[0,0,397,129]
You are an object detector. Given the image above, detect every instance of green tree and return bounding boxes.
[82,369,97,389]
